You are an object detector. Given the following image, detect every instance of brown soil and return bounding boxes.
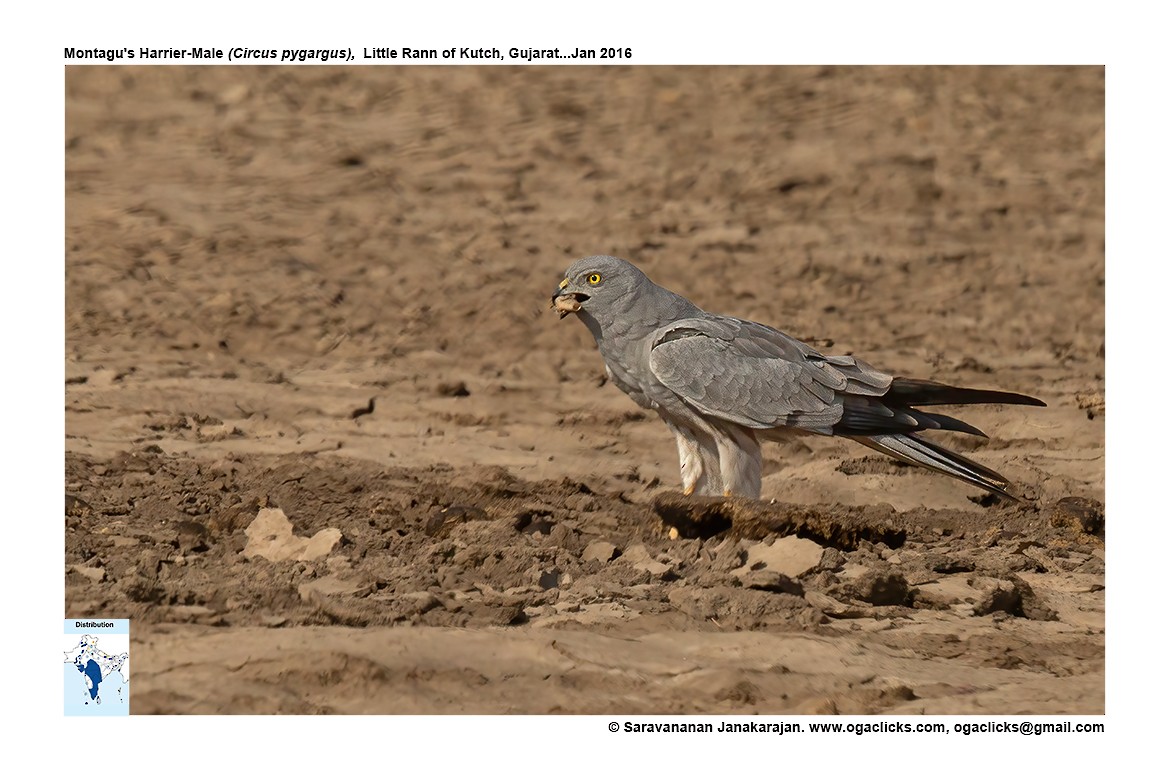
[65,65,1104,714]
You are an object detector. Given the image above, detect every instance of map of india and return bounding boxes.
[64,620,130,715]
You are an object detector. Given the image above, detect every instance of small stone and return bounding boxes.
[975,580,1022,616]
[244,508,303,561]
[175,520,209,553]
[1010,575,1058,621]
[804,589,870,619]
[740,569,804,595]
[851,568,910,606]
[583,540,618,563]
[818,547,847,571]
[1021,545,1058,573]
[301,528,342,560]
[712,539,747,572]
[71,565,105,583]
[243,508,341,562]
[623,544,671,576]
[927,553,976,574]
[744,536,826,578]
[914,575,982,609]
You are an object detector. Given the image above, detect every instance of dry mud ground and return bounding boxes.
[65,66,1104,714]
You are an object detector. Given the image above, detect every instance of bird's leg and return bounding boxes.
[715,427,762,500]
[664,418,725,496]
[673,430,704,496]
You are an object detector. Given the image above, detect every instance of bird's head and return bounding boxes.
[550,255,647,320]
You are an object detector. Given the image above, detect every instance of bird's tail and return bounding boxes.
[885,378,1046,408]
[853,432,1019,500]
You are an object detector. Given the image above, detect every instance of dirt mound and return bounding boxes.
[67,447,1102,713]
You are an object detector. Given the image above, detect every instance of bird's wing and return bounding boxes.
[647,317,891,433]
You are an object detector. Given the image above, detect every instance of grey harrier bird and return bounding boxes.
[551,255,1044,500]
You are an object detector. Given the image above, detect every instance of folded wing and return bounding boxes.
[648,317,891,434]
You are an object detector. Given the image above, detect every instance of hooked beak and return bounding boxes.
[550,278,589,319]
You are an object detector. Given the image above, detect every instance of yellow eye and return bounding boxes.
[588,273,601,285]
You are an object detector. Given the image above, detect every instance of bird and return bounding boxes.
[550,255,1045,501]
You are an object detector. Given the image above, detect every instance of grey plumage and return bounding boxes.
[552,255,1045,500]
